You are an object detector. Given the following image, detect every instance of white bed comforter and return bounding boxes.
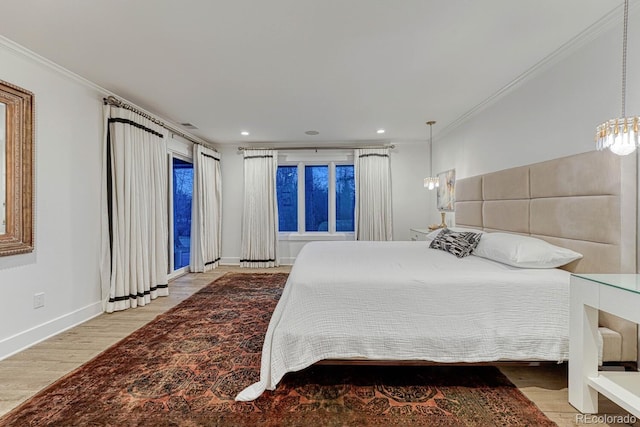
[236,241,570,401]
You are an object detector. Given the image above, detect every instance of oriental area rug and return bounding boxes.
[0,273,555,426]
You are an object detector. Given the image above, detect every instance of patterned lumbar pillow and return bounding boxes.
[429,228,483,258]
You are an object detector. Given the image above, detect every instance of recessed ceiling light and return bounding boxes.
[305,130,319,135]
[241,131,250,136]
[376,129,385,134]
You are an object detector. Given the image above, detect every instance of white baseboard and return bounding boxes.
[219,257,240,265]
[0,301,103,361]
[219,257,296,266]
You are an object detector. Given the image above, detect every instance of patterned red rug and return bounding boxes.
[1,273,556,426]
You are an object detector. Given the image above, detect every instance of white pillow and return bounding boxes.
[472,232,582,268]
[425,227,484,242]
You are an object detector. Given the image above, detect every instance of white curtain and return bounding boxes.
[354,148,393,241]
[100,106,169,313]
[240,149,279,268]
[190,145,222,272]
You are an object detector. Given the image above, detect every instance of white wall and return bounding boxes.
[219,145,243,264]
[431,9,640,225]
[219,141,432,264]
[390,142,434,240]
[0,42,104,359]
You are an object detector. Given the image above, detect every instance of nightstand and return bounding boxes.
[409,228,431,241]
[569,274,640,418]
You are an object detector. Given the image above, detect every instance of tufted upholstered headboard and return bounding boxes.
[455,150,638,362]
[454,150,637,274]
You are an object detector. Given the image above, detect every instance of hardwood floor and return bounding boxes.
[0,266,637,426]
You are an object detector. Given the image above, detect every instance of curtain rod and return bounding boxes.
[103,96,218,152]
[237,144,395,151]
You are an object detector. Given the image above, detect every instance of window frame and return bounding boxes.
[277,153,355,241]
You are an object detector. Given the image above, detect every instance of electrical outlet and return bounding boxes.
[33,292,44,309]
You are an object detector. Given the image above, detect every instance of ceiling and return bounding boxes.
[0,0,622,145]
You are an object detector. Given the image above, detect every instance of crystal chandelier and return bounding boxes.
[596,0,639,155]
[423,120,439,190]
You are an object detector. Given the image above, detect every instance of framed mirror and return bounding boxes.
[0,80,34,256]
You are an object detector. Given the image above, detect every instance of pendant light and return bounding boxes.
[423,120,439,190]
[595,0,639,155]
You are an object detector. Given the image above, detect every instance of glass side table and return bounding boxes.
[569,274,640,418]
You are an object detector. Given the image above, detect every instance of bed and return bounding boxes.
[236,150,638,402]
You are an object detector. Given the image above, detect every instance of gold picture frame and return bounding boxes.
[0,80,34,256]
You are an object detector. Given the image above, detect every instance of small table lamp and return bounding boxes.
[439,212,447,228]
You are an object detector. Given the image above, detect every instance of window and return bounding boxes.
[276,166,298,232]
[335,165,355,232]
[276,162,355,234]
[172,157,193,270]
[305,165,328,231]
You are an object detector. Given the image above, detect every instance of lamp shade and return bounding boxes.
[424,176,439,190]
[596,117,639,156]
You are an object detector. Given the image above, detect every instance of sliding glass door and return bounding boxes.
[171,157,193,272]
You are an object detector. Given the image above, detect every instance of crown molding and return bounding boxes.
[438,3,639,141]
[0,35,107,95]
[0,35,215,148]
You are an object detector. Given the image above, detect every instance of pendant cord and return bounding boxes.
[429,123,433,175]
[622,0,629,117]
